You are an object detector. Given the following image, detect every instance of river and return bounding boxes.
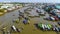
[0,6,58,34]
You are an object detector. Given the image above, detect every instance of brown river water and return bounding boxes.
[0,7,59,34]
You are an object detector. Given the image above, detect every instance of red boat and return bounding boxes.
[53,16,59,21]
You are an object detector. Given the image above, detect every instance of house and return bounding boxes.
[7,8,13,11]
[1,4,13,9]
[1,5,9,9]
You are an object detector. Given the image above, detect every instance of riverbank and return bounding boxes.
[0,7,23,16]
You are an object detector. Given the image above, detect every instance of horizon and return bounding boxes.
[0,0,60,3]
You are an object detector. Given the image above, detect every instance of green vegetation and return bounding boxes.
[0,5,2,8]
[0,9,7,16]
[0,9,5,12]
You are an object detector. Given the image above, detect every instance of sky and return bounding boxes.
[0,0,60,3]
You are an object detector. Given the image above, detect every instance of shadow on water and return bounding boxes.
[56,32,60,34]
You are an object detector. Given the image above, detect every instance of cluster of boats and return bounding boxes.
[35,23,60,32]
[43,4,60,21]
